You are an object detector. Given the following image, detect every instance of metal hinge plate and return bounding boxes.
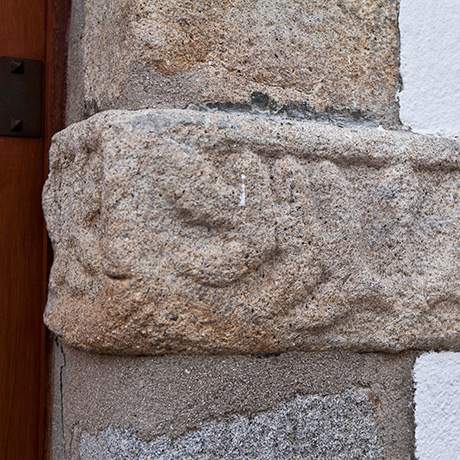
[0,56,43,138]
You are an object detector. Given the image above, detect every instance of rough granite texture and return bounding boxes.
[67,0,400,126]
[49,344,415,459]
[43,109,460,355]
[79,392,381,460]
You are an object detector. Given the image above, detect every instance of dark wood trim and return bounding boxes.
[43,0,71,273]
[0,1,47,457]
[42,1,71,458]
[45,0,71,149]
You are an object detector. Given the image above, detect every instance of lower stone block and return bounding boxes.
[49,345,415,459]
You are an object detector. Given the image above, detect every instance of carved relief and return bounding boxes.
[43,110,460,354]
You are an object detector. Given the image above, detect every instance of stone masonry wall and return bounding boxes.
[47,0,459,459]
[66,0,400,126]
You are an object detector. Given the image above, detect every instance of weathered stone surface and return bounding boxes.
[49,345,415,459]
[68,0,400,126]
[80,391,381,459]
[43,109,460,354]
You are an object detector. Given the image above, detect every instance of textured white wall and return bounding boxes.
[414,353,460,459]
[401,3,460,454]
[399,0,460,137]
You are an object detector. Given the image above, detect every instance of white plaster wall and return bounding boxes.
[399,0,460,137]
[414,353,460,459]
[402,4,460,452]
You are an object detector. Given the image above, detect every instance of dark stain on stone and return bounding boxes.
[84,98,100,118]
[203,94,380,128]
[250,91,271,109]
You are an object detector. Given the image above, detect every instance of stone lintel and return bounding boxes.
[43,109,460,355]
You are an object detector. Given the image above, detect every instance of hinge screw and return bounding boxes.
[10,60,24,74]
[10,119,23,132]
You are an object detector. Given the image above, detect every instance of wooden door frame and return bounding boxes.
[1,0,69,456]
[0,0,70,456]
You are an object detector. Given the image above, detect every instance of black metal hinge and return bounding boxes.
[0,56,43,138]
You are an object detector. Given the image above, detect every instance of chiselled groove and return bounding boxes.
[43,109,460,355]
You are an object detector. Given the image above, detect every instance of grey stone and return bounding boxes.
[43,109,460,355]
[79,391,381,459]
[67,0,400,126]
[49,344,415,459]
